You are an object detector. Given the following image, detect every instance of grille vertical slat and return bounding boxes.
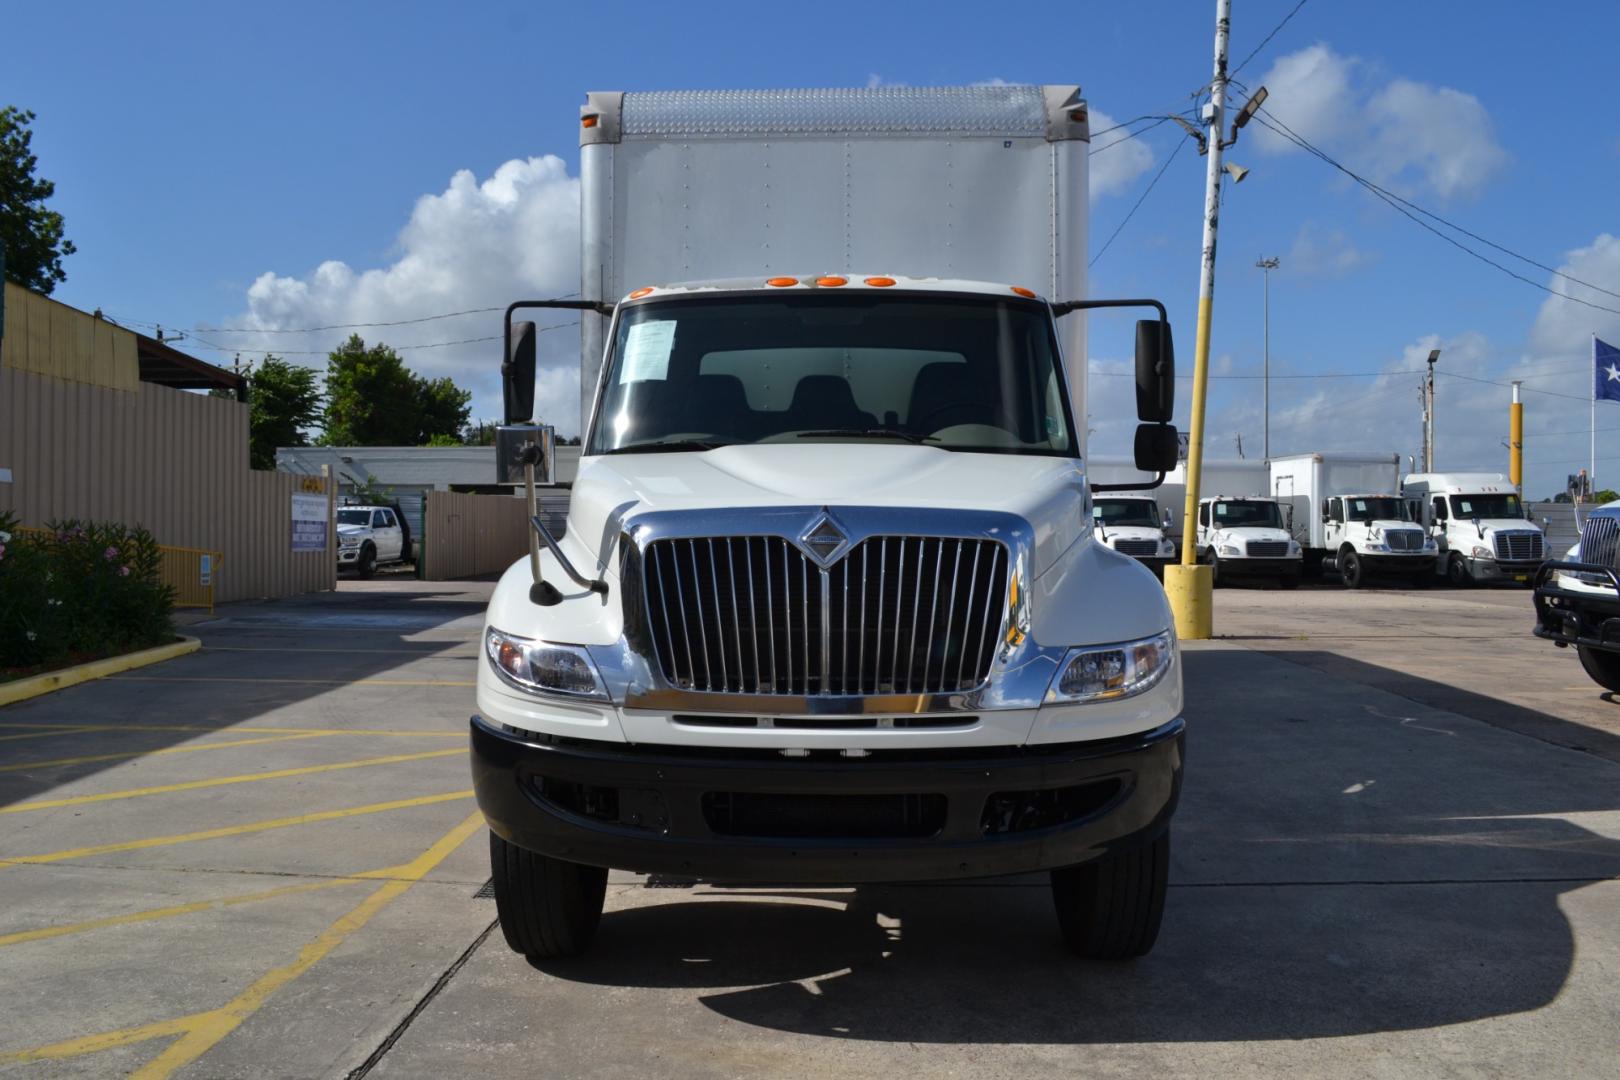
[645,532,1006,697]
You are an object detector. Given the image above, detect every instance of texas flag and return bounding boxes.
[1598,337,1620,403]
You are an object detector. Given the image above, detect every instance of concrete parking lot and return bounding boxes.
[2,579,1617,1077]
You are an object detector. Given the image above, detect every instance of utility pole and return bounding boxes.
[1166,0,1232,642]
[1422,348,1439,472]
[1256,256,1279,460]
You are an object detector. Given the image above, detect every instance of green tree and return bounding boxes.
[321,335,471,445]
[0,107,75,295]
[245,356,322,469]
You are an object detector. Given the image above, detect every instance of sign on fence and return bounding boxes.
[199,553,213,587]
[290,493,328,551]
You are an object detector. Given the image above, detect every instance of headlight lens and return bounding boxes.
[1160,539,1175,554]
[1047,631,1174,704]
[1220,544,1240,556]
[1471,545,1493,559]
[339,535,361,548]
[1365,542,1388,552]
[1423,537,1437,550]
[485,628,607,699]
[1288,540,1301,555]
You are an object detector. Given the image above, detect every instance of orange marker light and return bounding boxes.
[864,276,896,287]
[628,287,654,299]
[581,115,599,128]
[815,276,848,287]
[1010,286,1037,299]
[766,277,798,287]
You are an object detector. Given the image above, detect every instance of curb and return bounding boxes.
[0,636,202,708]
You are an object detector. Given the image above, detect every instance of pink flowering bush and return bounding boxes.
[0,512,175,669]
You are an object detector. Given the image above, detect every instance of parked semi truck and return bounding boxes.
[1271,452,1436,587]
[1088,456,1178,572]
[472,86,1185,962]
[1533,499,1620,689]
[1402,472,1545,585]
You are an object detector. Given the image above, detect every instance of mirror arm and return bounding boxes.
[1051,298,1168,323]
[1092,473,1166,493]
[530,513,608,599]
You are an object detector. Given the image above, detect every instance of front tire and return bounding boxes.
[1051,831,1169,960]
[1208,554,1222,588]
[1340,550,1363,589]
[358,544,377,579]
[489,833,608,960]
[1577,646,1620,693]
[1446,553,1470,587]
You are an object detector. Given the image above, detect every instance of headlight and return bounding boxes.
[1423,537,1437,550]
[1220,544,1240,556]
[1365,542,1388,553]
[339,535,361,548]
[1471,546,1493,559]
[1160,539,1175,554]
[485,628,607,700]
[1047,631,1175,704]
[1288,540,1301,555]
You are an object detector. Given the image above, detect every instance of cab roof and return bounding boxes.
[618,275,1049,303]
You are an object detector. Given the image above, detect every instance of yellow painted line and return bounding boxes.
[0,811,486,1073]
[111,676,476,687]
[0,748,465,815]
[0,721,463,739]
[0,726,118,743]
[0,637,201,707]
[0,790,474,869]
[0,732,334,774]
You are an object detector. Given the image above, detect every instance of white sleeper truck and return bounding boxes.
[1271,452,1436,587]
[1403,472,1545,586]
[1194,495,1302,587]
[472,86,1186,962]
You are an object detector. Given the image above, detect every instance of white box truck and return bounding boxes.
[1271,452,1437,587]
[1087,455,1178,573]
[1192,494,1302,587]
[1403,472,1546,585]
[473,86,1186,962]
[1154,458,1264,553]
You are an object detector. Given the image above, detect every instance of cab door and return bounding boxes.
[1323,498,1344,550]
[372,509,403,561]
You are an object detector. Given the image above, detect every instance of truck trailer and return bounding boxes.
[472,85,1184,962]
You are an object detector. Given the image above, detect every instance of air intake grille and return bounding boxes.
[1114,540,1160,558]
[1580,517,1620,567]
[643,535,1008,696]
[1245,541,1290,557]
[1386,530,1425,552]
[1493,531,1544,562]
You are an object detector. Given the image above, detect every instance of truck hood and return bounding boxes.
[1453,518,1540,537]
[1208,526,1292,545]
[565,444,1086,577]
[336,524,369,537]
[1098,526,1165,543]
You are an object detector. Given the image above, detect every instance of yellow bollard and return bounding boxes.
[1164,563,1214,641]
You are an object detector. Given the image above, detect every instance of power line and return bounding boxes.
[1089,116,1173,156]
[1089,137,1188,268]
[1231,0,1312,77]
[171,321,578,357]
[107,293,581,335]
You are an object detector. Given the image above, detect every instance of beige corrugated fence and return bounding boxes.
[0,365,335,602]
[0,282,140,391]
[420,490,530,580]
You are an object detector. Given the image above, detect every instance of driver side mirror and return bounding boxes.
[1133,423,1178,473]
[502,321,538,424]
[1135,320,1175,423]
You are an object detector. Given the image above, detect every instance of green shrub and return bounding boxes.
[0,512,176,671]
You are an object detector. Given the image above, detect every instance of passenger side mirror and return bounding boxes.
[496,423,554,485]
[502,320,538,424]
[1134,320,1175,423]
[1163,508,1174,529]
[1133,423,1178,473]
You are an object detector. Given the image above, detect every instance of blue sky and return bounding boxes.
[7,1,1620,496]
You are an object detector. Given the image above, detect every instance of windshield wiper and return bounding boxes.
[792,428,937,444]
[603,439,733,455]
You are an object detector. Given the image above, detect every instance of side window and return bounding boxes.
[1432,497,1447,522]
[372,510,388,528]
[382,510,397,528]
[1198,503,1209,527]
[1329,498,1343,522]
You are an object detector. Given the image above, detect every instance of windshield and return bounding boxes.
[1451,493,1522,519]
[1345,497,1410,522]
[1212,500,1282,529]
[587,293,1075,457]
[336,509,371,526]
[1094,498,1160,528]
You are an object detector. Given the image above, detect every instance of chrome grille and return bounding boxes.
[1114,539,1160,558]
[1580,517,1620,567]
[1493,531,1544,562]
[1386,530,1424,552]
[1245,540,1289,557]
[643,535,1008,696]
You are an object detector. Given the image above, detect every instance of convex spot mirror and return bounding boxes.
[496,424,555,486]
[1133,423,1178,474]
[1135,319,1175,424]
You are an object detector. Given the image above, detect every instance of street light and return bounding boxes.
[1256,256,1280,460]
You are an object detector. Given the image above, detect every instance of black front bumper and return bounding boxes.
[1359,553,1437,573]
[1218,556,1300,577]
[1532,561,1620,651]
[470,715,1185,884]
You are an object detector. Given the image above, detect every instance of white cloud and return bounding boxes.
[1286,221,1376,277]
[214,156,583,435]
[1089,107,1155,201]
[1528,233,1620,359]
[1254,44,1506,199]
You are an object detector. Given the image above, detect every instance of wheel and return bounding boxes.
[1446,553,1470,587]
[1577,646,1620,693]
[358,544,377,579]
[1051,830,1169,960]
[1340,550,1363,589]
[489,833,608,960]
[1208,554,1222,588]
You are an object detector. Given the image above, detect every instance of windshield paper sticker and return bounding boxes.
[620,321,676,384]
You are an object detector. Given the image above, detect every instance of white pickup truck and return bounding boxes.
[335,504,409,578]
[470,85,1186,963]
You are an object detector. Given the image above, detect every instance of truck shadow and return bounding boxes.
[539,647,1620,1043]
